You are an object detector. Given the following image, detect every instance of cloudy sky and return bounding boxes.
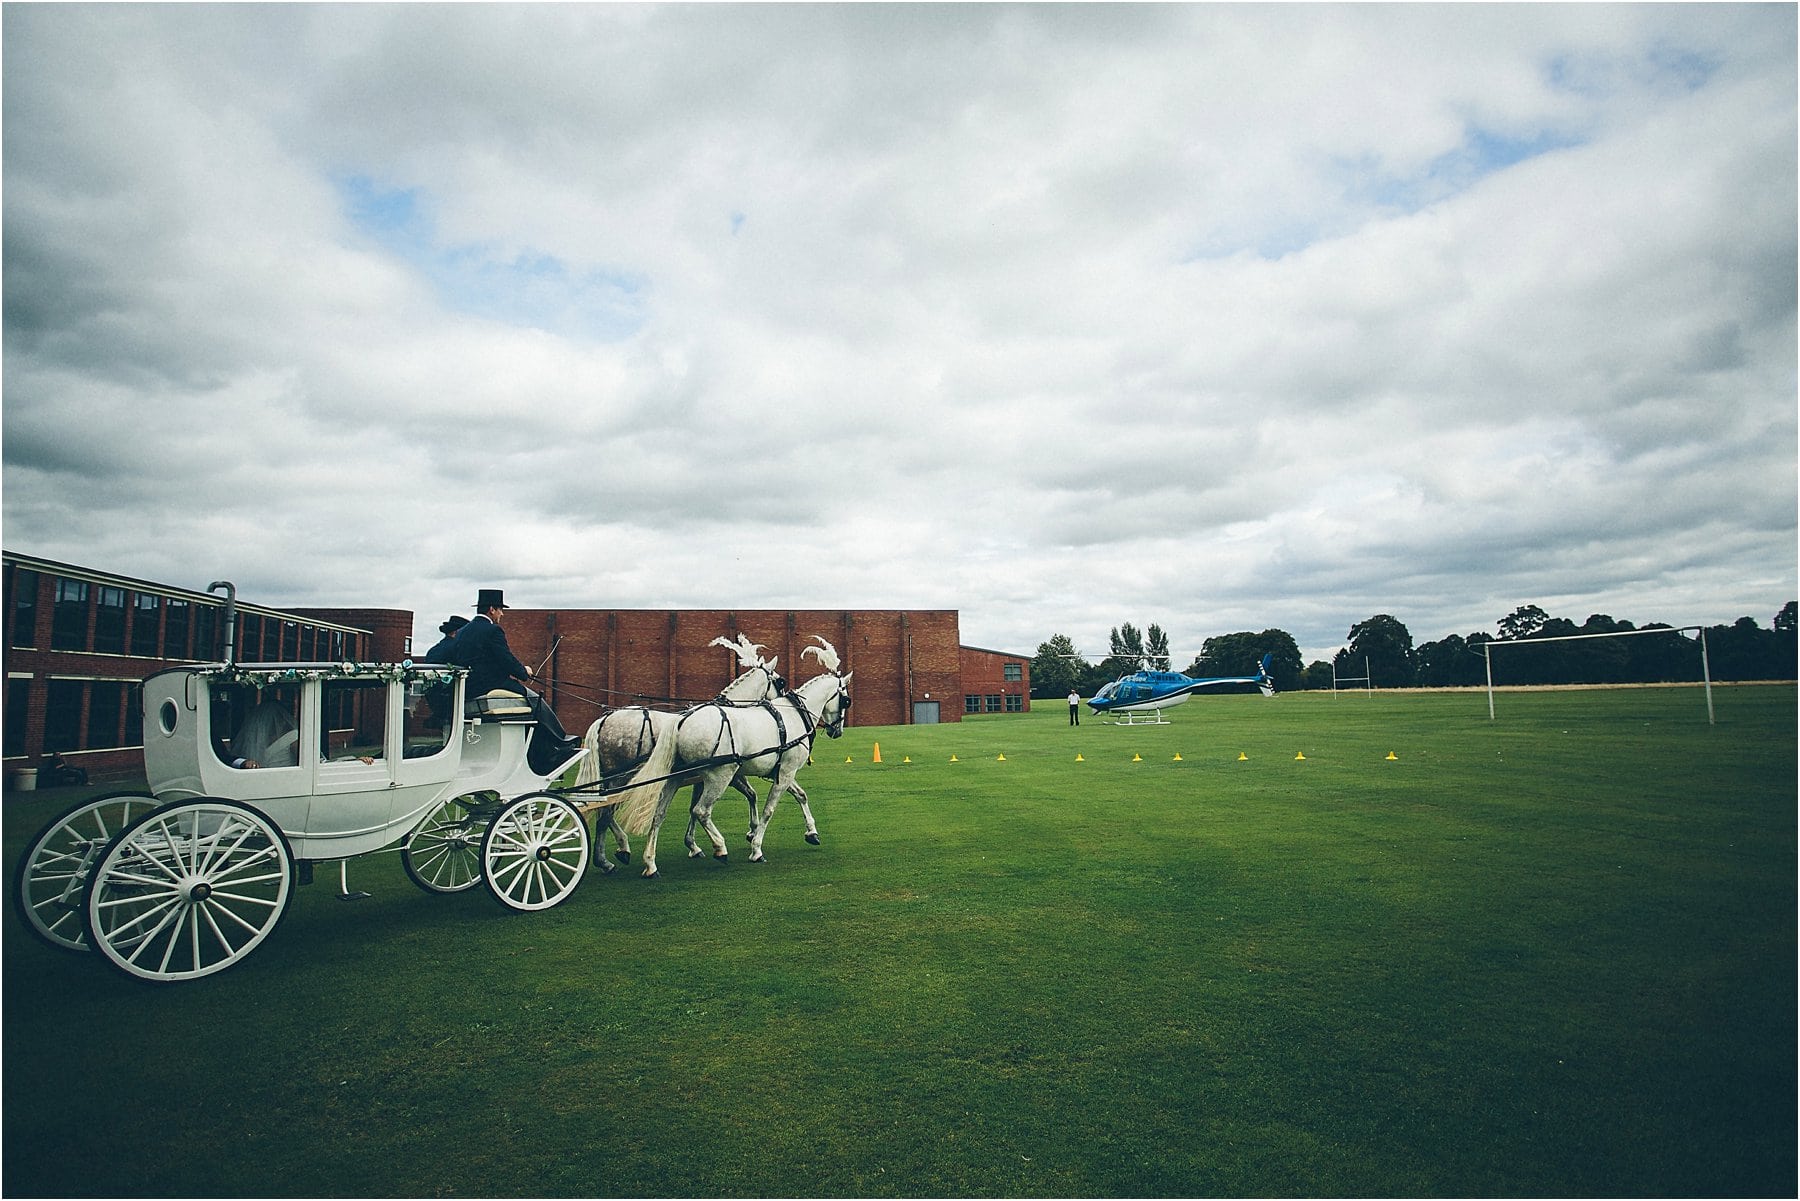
[5,3,1795,665]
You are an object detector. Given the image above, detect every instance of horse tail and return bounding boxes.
[607,724,678,838]
[573,716,605,789]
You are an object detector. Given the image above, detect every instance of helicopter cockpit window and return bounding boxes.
[214,683,303,770]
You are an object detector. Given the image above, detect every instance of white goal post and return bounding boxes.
[1481,626,1713,723]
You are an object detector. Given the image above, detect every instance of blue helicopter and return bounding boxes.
[1087,653,1276,723]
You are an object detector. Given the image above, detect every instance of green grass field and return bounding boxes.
[4,685,1794,1198]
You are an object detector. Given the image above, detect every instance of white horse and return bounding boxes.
[576,635,785,870]
[612,638,852,879]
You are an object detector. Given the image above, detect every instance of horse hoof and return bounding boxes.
[688,848,704,859]
[749,852,764,864]
[805,833,821,845]
[643,869,659,880]
[597,860,617,875]
[714,852,729,862]
[614,850,631,864]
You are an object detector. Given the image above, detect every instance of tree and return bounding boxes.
[1030,634,1084,699]
[1414,632,1491,687]
[1101,623,1147,679]
[1338,615,1415,687]
[1498,604,1549,641]
[1186,629,1305,692]
[1145,623,1171,671]
[1775,601,1796,634]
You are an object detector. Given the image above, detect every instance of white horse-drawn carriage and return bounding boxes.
[13,627,852,985]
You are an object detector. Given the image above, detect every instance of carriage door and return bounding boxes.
[912,700,940,724]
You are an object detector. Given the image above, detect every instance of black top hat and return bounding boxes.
[439,615,470,635]
[475,588,509,611]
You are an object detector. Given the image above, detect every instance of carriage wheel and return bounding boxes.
[401,795,485,894]
[82,799,294,983]
[13,792,158,952]
[481,793,589,912]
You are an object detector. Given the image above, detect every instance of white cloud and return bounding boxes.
[4,4,1793,666]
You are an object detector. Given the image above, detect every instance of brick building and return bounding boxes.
[958,645,1033,715]
[480,607,966,730]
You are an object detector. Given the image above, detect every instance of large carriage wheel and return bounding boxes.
[13,792,158,952]
[401,795,486,894]
[82,799,294,983]
[481,792,589,912]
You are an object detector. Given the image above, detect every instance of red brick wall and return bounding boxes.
[958,646,1033,715]
[497,608,964,732]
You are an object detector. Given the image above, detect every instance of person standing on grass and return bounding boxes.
[1068,688,1081,725]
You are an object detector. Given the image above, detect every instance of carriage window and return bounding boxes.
[403,677,458,759]
[321,677,386,762]
[214,684,303,769]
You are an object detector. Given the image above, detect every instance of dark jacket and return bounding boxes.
[422,633,459,664]
[446,615,529,697]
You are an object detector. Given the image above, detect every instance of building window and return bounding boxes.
[10,569,39,648]
[985,694,1003,712]
[44,679,84,752]
[1003,663,1022,682]
[964,694,981,714]
[281,620,298,661]
[331,631,345,661]
[1006,693,1023,712]
[194,604,216,661]
[52,578,90,650]
[94,587,127,654]
[165,598,191,659]
[132,593,162,657]
[5,678,31,755]
[87,680,128,749]
[301,626,317,661]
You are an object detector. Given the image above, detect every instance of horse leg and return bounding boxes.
[734,772,761,842]
[790,781,821,845]
[640,785,678,879]
[589,807,618,875]
[750,774,790,864]
[687,771,732,861]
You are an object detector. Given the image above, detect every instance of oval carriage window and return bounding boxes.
[158,699,179,737]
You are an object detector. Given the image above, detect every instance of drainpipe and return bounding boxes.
[207,581,238,665]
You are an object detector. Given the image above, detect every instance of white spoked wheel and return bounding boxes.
[401,794,486,894]
[13,792,159,952]
[481,793,589,912]
[82,799,294,983]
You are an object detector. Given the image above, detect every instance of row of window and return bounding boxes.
[5,677,145,757]
[964,693,1024,713]
[10,570,362,663]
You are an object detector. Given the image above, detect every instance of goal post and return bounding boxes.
[1481,626,1713,723]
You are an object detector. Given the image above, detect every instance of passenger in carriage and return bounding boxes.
[227,694,300,769]
[447,588,581,772]
[422,614,467,663]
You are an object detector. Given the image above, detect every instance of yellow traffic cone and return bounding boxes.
[997,754,1007,761]
[1386,751,1399,760]
[902,755,912,764]
[1237,752,1249,761]
[872,742,882,763]
[1075,753,1085,762]
[1132,753,1143,762]
[845,755,853,763]
[950,754,959,763]
[1173,752,1183,761]
[1295,751,1306,761]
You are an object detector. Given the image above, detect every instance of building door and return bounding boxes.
[911,700,940,724]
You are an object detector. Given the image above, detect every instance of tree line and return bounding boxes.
[1030,603,1796,696]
